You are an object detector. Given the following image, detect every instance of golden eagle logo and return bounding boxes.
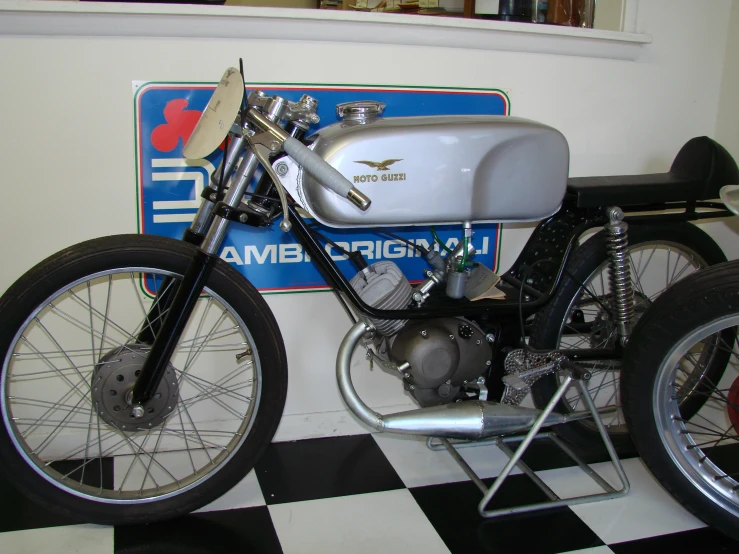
[354,159,403,171]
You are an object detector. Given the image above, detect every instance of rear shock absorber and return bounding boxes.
[605,207,635,343]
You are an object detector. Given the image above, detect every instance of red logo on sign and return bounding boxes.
[150,99,202,153]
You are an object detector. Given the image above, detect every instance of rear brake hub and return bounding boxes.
[91,345,179,431]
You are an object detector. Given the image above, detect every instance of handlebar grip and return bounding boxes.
[283,136,371,211]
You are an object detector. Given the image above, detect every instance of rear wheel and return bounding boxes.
[0,235,288,525]
[530,222,728,454]
[622,261,739,541]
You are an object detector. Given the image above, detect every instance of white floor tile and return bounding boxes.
[537,457,705,544]
[195,469,265,512]
[269,489,451,554]
[562,546,613,554]
[372,433,520,488]
[0,524,113,554]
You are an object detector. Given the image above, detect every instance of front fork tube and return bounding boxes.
[604,207,635,344]
[190,133,248,238]
[136,135,247,345]
[132,149,260,406]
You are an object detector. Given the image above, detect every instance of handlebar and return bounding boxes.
[283,137,371,211]
[245,108,371,212]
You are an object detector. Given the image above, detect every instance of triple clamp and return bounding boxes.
[212,201,267,226]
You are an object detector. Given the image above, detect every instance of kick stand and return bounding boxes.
[427,364,630,517]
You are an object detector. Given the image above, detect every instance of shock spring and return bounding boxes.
[605,207,635,343]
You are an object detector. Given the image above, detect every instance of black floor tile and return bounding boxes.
[114,506,283,554]
[518,436,639,472]
[410,475,604,554]
[609,526,739,553]
[705,443,739,476]
[255,434,405,504]
[0,474,89,532]
[49,457,115,491]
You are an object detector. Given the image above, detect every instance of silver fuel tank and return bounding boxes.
[286,112,569,228]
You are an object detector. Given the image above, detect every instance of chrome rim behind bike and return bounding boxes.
[0,267,261,503]
[653,314,739,518]
[556,242,707,434]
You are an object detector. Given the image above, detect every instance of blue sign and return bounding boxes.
[134,82,508,294]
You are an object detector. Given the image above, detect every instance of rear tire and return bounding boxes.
[530,222,727,454]
[622,261,739,541]
[0,235,288,525]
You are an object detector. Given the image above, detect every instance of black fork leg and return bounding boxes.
[136,229,206,344]
[132,249,217,405]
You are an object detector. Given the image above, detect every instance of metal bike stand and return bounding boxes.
[427,368,630,517]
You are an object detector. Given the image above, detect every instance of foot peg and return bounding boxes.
[501,349,566,405]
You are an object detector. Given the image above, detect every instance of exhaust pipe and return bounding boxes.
[337,321,601,440]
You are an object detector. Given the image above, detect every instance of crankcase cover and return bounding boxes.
[391,321,460,389]
[391,318,492,390]
[296,115,569,227]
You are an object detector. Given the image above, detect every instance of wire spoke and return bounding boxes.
[177,365,253,405]
[10,397,92,416]
[177,394,214,466]
[178,372,246,423]
[32,393,91,456]
[158,428,231,451]
[49,303,137,356]
[180,311,230,376]
[183,297,213,373]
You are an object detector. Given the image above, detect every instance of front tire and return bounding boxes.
[0,235,288,525]
[622,261,739,541]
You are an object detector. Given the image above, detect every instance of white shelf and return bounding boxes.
[0,1,652,60]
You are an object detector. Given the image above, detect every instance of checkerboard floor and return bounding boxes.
[1,432,738,554]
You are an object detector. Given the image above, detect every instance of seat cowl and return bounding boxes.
[671,137,739,200]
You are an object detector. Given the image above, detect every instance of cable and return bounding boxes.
[430,226,453,254]
[372,229,428,255]
[458,235,469,272]
[216,135,231,197]
[239,58,247,130]
[307,223,352,256]
[561,267,614,317]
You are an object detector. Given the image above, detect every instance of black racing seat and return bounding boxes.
[567,137,739,208]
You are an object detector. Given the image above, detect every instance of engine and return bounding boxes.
[390,318,492,406]
[350,260,493,407]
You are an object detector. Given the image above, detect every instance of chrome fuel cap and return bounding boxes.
[336,100,386,124]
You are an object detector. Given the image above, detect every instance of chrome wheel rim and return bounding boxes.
[556,241,707,434]
[654,314,739,517]
[1,268,261,503]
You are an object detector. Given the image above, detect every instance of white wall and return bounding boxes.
[0,0,735,440]
[716,0,739,161]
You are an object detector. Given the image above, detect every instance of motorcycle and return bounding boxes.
[619,186,739,541]
[0,66,736,525]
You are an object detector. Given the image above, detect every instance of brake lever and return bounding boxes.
[245,131,292,232]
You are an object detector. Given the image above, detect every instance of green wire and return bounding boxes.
[430,226,453,254]
[458,235,469,272]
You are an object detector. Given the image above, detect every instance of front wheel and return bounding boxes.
[622,261,739,541]
[0,235,287,525]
